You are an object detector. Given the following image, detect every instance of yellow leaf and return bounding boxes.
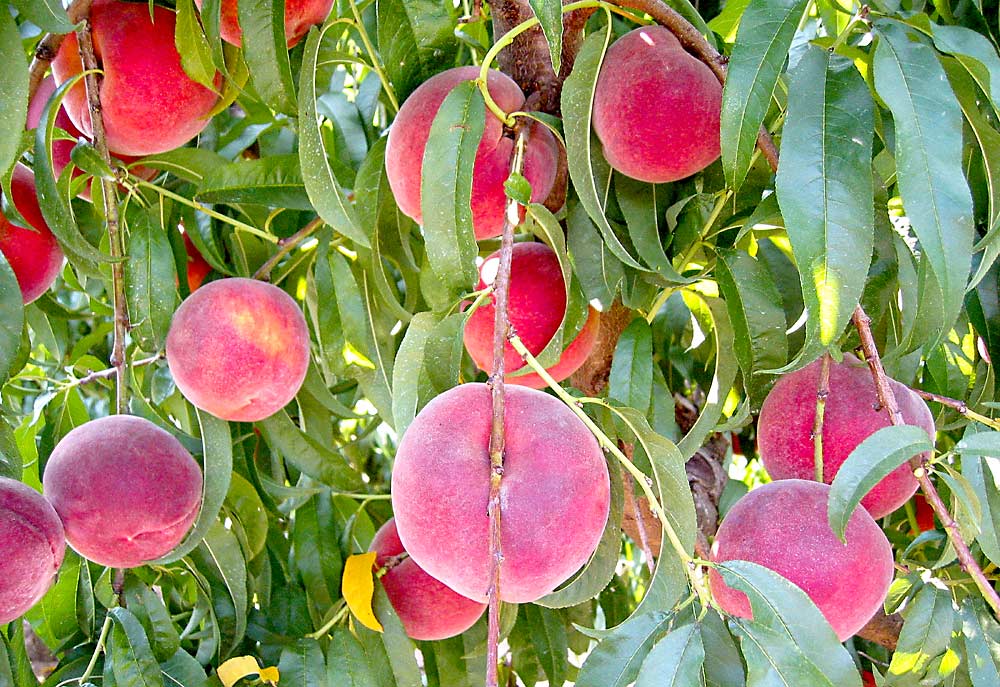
[342,551,384,632]
[217,656,279,686]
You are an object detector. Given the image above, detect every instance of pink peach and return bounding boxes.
[0,164,64,303]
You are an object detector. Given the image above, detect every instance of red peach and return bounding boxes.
[391,383,610,603]
[43,415,202,568]
[166,278,310,422]
[0,478,65,625]
[913,493,935,533]
[709,480,894,641]
[0,164,64,303]
[195,0,334,48]
[52,0,219,157]
[593,26,722,183]
[463,242,598,389]
[385,66,559,240]
[757,353,934,518]
[370,519,486,640]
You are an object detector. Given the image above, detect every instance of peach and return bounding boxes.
[52,0,219,157]
[385,66,559,240]
[183,233,212,292]
[463,242,599,389]
[43,415,202,568]
[195,0,334,48]
[709,480,893,641]
[391,383,610,603]
[165,278,310,422]
[758,353,933,518]
[27,76,155,202]
[0,164,64,303]
[0,478,65,624]
[370,519,486,640]
[593,26,722,183]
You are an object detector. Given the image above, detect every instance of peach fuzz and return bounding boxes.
[370,519,486,641]
[166,278,310,422]
[463,242,598,389]
[593,26,722,183]
[709,480,893,641]
[27,76,155,202]
[0,478,65,625]
[0,164,64,304]
[385,66,559,240]
[195,0,334,48]
[43,415,202,568]
[391,383,610,603]
[758,353,933,518]
[52,0,219,157]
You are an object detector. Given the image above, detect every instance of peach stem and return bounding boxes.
[812,352,832,483]
[852,305,1000,619]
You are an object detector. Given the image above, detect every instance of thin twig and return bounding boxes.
[602,0,780,172]
[811,353,832,483]
[77,19,130,416]
[484,125,529,687]
[253,217,324,280]
[912,388,1000,432]
[66,354,162,388]
[27,0,94,104]
[852,305,1000,619]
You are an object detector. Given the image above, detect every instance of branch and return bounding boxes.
[27,0,94,104]
[252,217,324,280]
[602,0,780,172]
[66,354,162,389]
[912,388,1000,432]
[853,305,1000,619]
[77,18,130,415]
[484,125,530,687]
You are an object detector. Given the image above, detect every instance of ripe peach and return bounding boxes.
[463,242,599,389]
[709,480,893,641]
[757,353,934,518]
[166,278,310,422]
[27,76,155,202]
[0,164,64,303]
[913,493,935,533]
[0,478,65,625]
[385,66,559,240]
[183,233,212,292]
[52,0,219,157]
[593,26,722,183]
[370,518,486,640]
[391,383,610,603]
[195,0,334,48]
[43,415,202,568]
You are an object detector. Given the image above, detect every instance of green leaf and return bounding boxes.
[419,80,482,299]
[10,0,76,32]
[124,205,178,352]
[26,551,83,647]
[562,27,644,270]
[376,0,457,101]
[107,607,166,687]
[567,202,625,308]
[635,623,705,687]
[391,312,438,435]
[361,586,422,687]
[299,27,368,248]
[278,638,326,687]
[609,319,653,416]
[191,521,248,656]
[775,46,874,364]
[529,0,563,73]
[887,584,955,681]
[293,490,343,609]
[160,650,209,687]
[715,248,787,409]
[961,598,1000,686]
[873,21,974,346]
[616,176,691,283]
[258,410,364,489]
[0,9,28,180]
[326,627,380,687]
[956,432,1000,566]
[523,605,568,686]
[932,25,1000,116]
[153,411,232,564]
[238,0,296,113]
[718,561,861,686]
[701,611,746,687]
[174,0,218,89]
[828,425,934,540]
[576,612,671,687]
[123,579,181,663]
[197,155,312,210]
[0,255,24,384]
[137,148,229,185]
[721,0,808,189]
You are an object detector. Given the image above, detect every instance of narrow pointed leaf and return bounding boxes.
[635,623,705,687]
[238,0,296,113]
